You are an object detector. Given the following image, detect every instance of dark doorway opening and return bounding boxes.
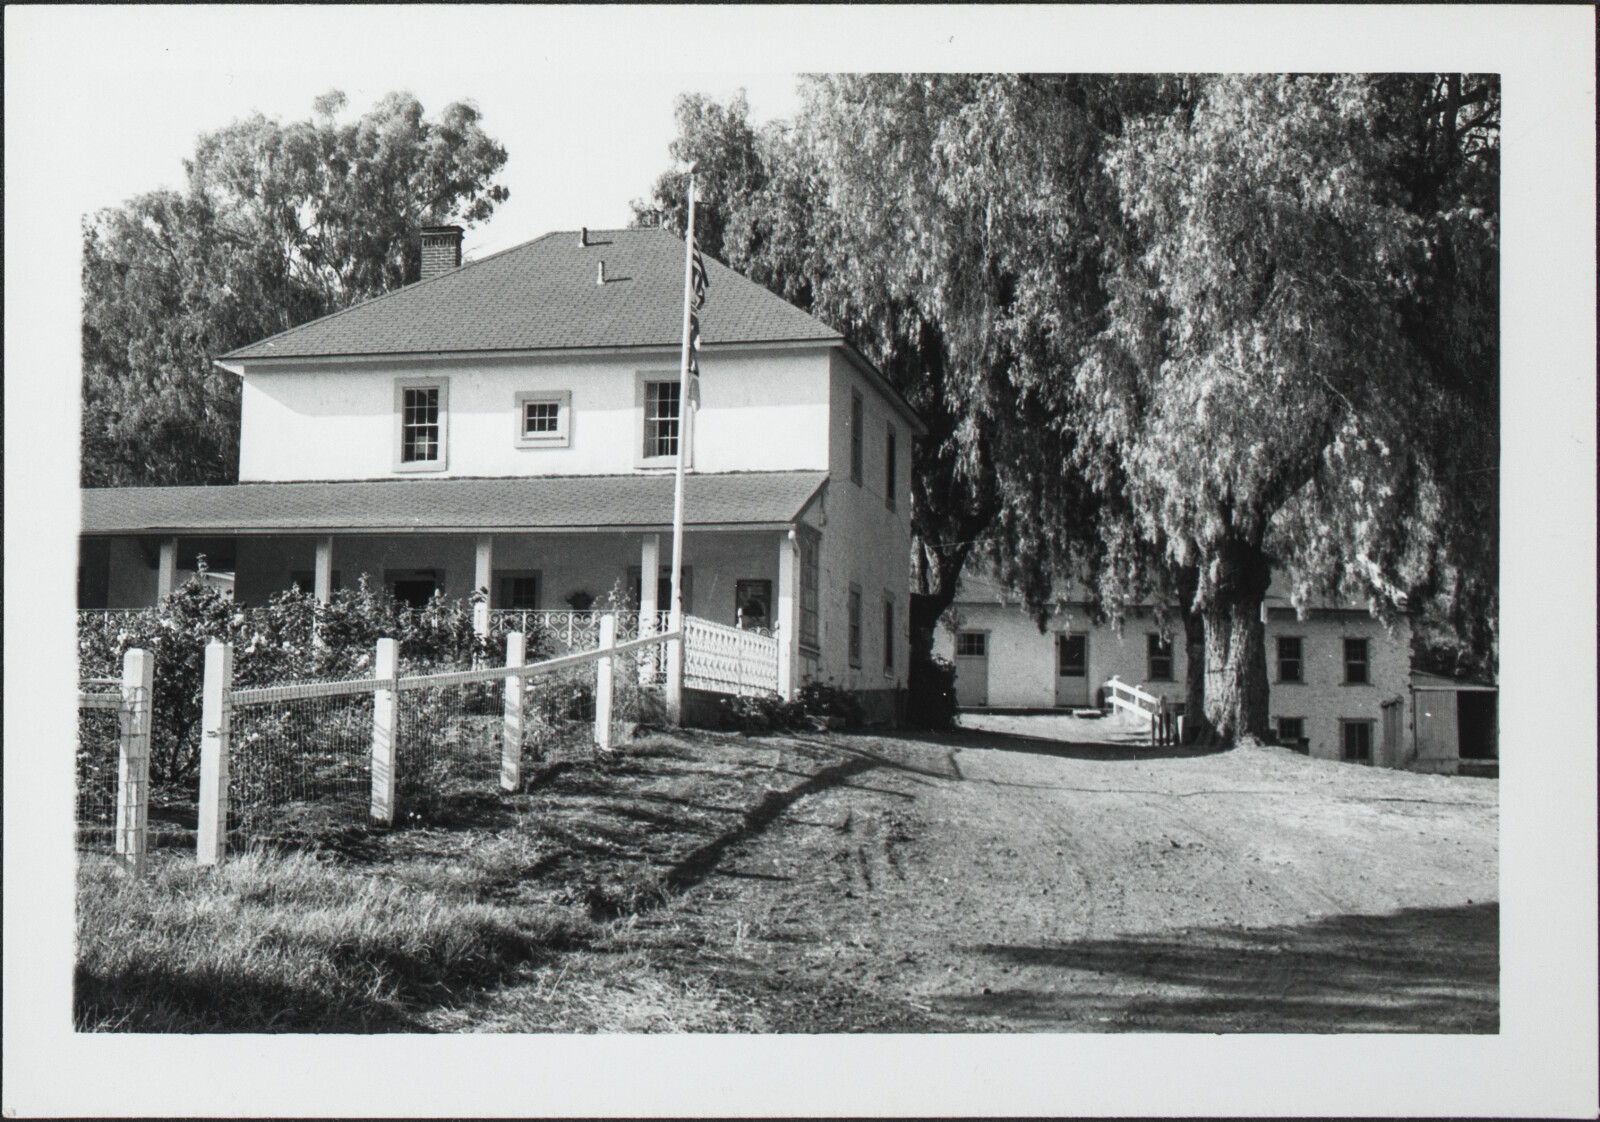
[1457,692,1498,759]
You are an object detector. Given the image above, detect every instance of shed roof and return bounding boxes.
[222,228,841,361]
[81,472,827,536]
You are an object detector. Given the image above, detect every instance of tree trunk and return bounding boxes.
[1201,537,1273,743]
[1174,564,1207,743]
[908,539,973,667]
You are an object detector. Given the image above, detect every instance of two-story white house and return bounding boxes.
[79,226,926,719]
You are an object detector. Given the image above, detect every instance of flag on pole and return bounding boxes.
[687,236,709,405]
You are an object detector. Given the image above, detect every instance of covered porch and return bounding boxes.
[80,472,826,698]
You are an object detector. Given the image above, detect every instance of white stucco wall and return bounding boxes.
[237,347,833,482]
[934,598,1411,756]
[799,351,915,697]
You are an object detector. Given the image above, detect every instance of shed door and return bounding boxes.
[953,632,988,707]
[1055,633,1089,707]
[1457,692,1497,759]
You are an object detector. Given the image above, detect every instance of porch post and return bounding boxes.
[156,537,178,601]
[474,534,494,638]
[776,529,800,701]
[639,533,661,685]
[313,536,334,606]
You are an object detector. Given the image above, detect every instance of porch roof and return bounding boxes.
[81,472,828,536]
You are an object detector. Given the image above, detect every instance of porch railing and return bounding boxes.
[682,615,781,697]
[488,609,672,652]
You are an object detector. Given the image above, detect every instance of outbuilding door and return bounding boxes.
[1055,633,1089,707]
[953,632,989,707]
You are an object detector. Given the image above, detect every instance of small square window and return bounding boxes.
[1276,716,1305,745]
[955,632,987,658]
[1147,634,1174,681]
[515,391,571,448]
[1277,636,1303,683]
[1343,638,1370,684]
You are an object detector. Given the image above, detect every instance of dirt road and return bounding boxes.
[445,713,1498,1033]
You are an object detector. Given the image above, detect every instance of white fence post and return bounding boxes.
[595,613,617,752]
[666,609,684,725]
[502,631,525,791]
[371,637,400,826]
[197,640,232,866]
[115,647,154,876]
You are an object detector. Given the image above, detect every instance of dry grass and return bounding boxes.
[75,847,594,1032]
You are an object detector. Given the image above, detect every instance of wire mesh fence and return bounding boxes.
[228,689,375,846]
[76,703,122,851]
[396,677,506,820]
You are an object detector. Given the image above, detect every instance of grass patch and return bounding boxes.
[75,848,594,1032]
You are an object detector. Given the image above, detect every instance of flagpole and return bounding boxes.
[666,172,696,725]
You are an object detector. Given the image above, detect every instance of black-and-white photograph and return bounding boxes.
[5,5,1595,1119]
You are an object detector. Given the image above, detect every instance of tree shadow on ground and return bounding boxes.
[872,725,1232,762]
[943,902,1498,1032]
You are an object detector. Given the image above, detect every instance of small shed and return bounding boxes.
[1410,671,1498,777]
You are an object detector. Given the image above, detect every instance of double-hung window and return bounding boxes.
[644,380,681,459]
[885,425,898,510]
[849,390,864,484]
[1147,634,1174,681]
[798,530,820,651]
[882,597,895,675]
[1343,638,1370,685]
[395,379,448,471]
[1276,636,1303,683]
[847,584,863,668]
[1342,719,1373,763]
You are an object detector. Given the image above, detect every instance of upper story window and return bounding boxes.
[849,390,864,484]
[644,380,681,459]
[514,390,572,448]
[1147,633,1174,681]
[394,378,448,472]
[1276,635,1303,682]
[885,424,898,510]
[1343,637,1370,684]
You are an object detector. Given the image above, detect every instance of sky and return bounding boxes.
[4,6,1598,1120]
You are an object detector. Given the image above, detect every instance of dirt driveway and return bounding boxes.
[445,712,1498,1033]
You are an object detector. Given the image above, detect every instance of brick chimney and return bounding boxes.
[419,225,464,281]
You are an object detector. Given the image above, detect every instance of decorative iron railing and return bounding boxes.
[487,609,671,652]
[682,615,780,697]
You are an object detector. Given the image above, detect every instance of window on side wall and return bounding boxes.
[395,379,448,471]
[1343,637,1370,684]
[1147,633,1174,681]
[847,584,862,668]
[798,531,820,652]
[515,390,572,448]
[885,424,898,510]
[1276,716,1305,747]
[1341,719,1373,763]
[849,390,864,485]
[882,596,895,675]
[1276,635,1303,682]
[643,379,681,460]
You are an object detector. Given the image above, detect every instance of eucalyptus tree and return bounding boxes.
[82,90,510,486]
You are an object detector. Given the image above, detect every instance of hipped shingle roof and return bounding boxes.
[222,228,841,361]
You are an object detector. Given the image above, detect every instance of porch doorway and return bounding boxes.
[387,570,440,608]
[1055,633,1089,707]
[953,631,988,707]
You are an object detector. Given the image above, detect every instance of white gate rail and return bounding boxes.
[681,614,780,697]
[1103,676,1180,746]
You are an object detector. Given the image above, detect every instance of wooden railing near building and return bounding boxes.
[1103,676,1180,746]
[681,615,781,697]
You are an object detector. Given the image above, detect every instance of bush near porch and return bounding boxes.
[78,576,551,790]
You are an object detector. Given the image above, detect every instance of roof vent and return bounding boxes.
[579,227,588,247]
[596,260,606,285]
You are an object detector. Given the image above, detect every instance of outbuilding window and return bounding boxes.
[1343,638,1370,685]
[1147,634,1174,681]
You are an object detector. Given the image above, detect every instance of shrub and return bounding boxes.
[905,653,959,730]
[717,692,806,734]
[796,681,865,729]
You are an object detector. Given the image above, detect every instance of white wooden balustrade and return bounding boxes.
[681,615,781,697]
